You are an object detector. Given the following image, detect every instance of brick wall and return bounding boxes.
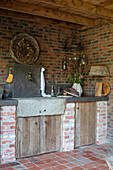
[96,101,108,144]
[81,24,113,143]
[62,102,108,152]
[0,16,78,85]
[62,103,75,151]
[0,106,16,164]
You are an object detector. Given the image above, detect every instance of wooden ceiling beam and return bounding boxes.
[25,0,113,21]
[95,18,113,26]
[0,0,95,27]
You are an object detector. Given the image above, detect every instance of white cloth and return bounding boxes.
[41,67,51,97]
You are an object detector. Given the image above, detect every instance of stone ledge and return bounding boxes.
[0,99,18,106]
[66,96,109,103]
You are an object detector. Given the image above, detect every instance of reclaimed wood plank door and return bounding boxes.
[75,102,96,147]
[16,115,61,158]
[16,117,40,158]
[39,115,62,154]
[44,115,61,153]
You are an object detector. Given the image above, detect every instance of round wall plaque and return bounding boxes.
[9,33,40,64]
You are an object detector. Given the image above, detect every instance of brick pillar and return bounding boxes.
[62,103,75,151]
[0,106,16,164]
[96,101,108,144]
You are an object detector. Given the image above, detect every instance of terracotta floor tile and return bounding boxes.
[96,165,109,170]
[51,157,64,161]
[36,155,51,160]
[12,165,27,169]
[45,168,55,170]
[55,152,66,157]
[71,166,84,170]
[27,157,41,162]
[65,162,77,168]
[72,149,80,153]
[57,159,69,164]
[68,153,79,157]
[23,162,35,168]
[44,158,54,163]
[81,161,100,169]
[2,167,14,170]
[34,160,45,165]
[89,157,101,161]
[0,144,110,170]
[87,168,99,170]
[97,159,107,164]
[53,164,68,170]
[0,164,10,168]
[61,155,72,159]
[83,151,93,154]
[38,163,51,169]
[49,161,61,167]
[9,162,21,166]
[82,154,93,158]
[18,159,30,164]
[29,166,40,170]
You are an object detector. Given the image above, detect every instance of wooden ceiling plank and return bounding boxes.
[106,4,113,10]
[100,0,113,6]
[82,0,107,4]
[27,0,113,20]
[0,0,95,26]
[95,17,113,26]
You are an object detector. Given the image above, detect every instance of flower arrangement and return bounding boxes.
[69,71,84,84]
[68,66,85,84]
[67,54,88,84]
[64,87,79,97]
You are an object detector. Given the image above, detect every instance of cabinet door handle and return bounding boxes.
[45,120,47,124]
[35,122,37,125]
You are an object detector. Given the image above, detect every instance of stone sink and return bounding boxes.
[16,97,66,117]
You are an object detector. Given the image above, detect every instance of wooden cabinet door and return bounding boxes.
[16,117,40,158]
[16,115,61,158]
[40,115,61,153]
[75,102,96,148]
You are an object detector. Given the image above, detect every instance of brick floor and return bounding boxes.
[0,144,109,170]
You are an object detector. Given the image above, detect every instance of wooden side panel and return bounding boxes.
[75,102,96,147]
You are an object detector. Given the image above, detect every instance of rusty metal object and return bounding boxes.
[9,33,40,64]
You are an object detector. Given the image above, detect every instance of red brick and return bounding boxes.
[2,122,15,125]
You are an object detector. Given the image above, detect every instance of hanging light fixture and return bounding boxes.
[89,66,110,76]
[89,65,110,96]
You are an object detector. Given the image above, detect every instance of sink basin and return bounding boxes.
[16,97,66,117]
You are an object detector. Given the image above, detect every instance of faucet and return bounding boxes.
[51,84,54,97]
[27,72,34,81]
[51,74,55,96]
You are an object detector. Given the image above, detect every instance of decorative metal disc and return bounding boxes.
[10,33,40,64]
